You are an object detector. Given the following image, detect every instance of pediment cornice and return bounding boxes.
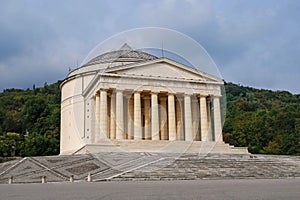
[105,58,223,83]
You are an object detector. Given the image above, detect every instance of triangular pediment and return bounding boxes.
[82,58,223,98]
[105,58,222,83]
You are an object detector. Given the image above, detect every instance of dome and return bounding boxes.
[83,43,157,67]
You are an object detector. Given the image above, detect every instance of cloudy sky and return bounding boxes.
[0,0,299,93]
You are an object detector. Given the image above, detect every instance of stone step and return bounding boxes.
[114,156,300,181]
[0,153,299,183]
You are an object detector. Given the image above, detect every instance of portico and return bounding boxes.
[60,47,231,155]
[92,88,222,143]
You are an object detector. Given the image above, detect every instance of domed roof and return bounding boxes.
[83,43,157,66]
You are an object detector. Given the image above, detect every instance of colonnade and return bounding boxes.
[92,89,222,143]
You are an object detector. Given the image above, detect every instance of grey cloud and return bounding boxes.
[0,0,299,93]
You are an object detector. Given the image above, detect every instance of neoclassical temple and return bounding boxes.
[60,45,246,155]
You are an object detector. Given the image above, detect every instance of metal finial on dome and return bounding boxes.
[120,43,133,50]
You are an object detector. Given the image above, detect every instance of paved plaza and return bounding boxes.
[1,179,299,200]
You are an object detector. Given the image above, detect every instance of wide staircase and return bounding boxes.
[0,153,299,184]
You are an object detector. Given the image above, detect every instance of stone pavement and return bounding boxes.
[1,179,300,200]
[0,152,299,184]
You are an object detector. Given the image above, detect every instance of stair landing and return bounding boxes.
[72,140,249,155]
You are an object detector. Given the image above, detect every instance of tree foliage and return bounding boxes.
[0,81,61,157]
[223,82,300,155]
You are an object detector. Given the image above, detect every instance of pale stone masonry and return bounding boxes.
[60,45,229,155]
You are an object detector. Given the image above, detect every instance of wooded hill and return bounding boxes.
[0,82,61,157]
[0,81,299,157]
[224,83,300,155]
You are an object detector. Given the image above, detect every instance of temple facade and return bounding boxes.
[60,46,230,155]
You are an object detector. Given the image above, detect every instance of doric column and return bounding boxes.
[213,96,223,142]
[207,97,212,141]
[200,96,209,141]
[127,96,134,139]
[107,94,111,139]
[184,94,193,141]
[134,92,142,140]
[123,95,128,139]
[94,92,100,143]
[168,93,176,141]
[144,96,151,140]
[116,90,124,139]
[99,90,108,139]
[160,97,168,140]
[151,92,159,140]
[191,97,199,141]
[176,96,184,140]
[110,92,116,139]
[127,95,134,139]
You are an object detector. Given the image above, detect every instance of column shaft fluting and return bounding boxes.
[213,96,223,142]
[168,94,176,141]
[184,94,193,141]
[127,96,134,139]
[207,98,212,141]
[200,96,209,141]
[99,90,108,139]
[116,91,124,139]
[134,92,142,140]
[191,98,199,141]
[160,97,168,140]
[123,96,128,139]
[176,97,184,140]
[144,97,151,140]
[107,95,111,138]
[110,93,116,139]
[94,93,100,143]
[151,93,159,140]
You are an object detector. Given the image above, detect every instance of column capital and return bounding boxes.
[184,93,193,97]
[133,90,142,94]
[150,91,159,95]
[167,92,175,96]
[198,94,208,98]
[115,89,124,93]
